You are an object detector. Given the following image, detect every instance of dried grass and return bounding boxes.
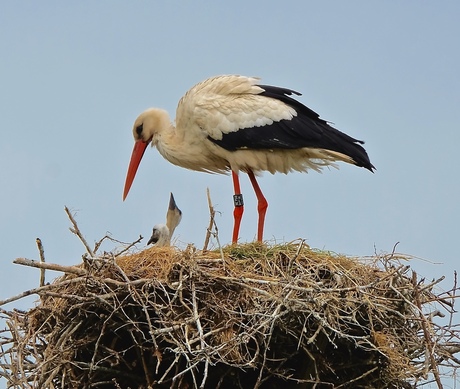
[1,211,460,388]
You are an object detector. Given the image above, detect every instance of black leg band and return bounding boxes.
[233,194,244,207]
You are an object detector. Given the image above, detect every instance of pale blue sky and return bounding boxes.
[1,2,459,386]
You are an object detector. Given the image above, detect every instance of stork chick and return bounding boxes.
[147,192,182,246]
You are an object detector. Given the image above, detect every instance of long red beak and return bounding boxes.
[123,140,149,201]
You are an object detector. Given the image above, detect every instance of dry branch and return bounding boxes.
[202,187,223,259]
[12,257,86,275]
[35,238,46,287]
[64,206,94,257]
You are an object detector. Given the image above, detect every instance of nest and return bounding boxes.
[1,236,460,388]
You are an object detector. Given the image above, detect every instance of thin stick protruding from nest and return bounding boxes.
[93,233,143,257]
[203,188,223,259]
[115,235,143,257]
[203,188,214,252]
[0,276,87,306]
[64,206,94,258]
[36,238,46,287]
[412,271,444,389]
[13,258,86,275]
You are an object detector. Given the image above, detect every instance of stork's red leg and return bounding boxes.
[232,171,244,244]
[247,170,268,242]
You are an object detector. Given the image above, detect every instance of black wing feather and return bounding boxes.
[208,84,375,171]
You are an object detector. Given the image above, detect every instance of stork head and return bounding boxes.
[147,224,170,246]
[123,108,170,200]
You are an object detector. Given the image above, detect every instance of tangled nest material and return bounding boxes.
[1,211,460,388]
[1,246,459,388]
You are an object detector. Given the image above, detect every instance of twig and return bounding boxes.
[288,238,305,270]
[191,282,206,350]
[0,276,87,306]
[36,238,46,287]
[114,235,143,257]
[202,188,224,260]
[389,241,400,260]
[254,290,294,389]
[447,271,458,331]
[419,276,446,293]
[13,257,86,275]
[203,187,215,252]
[157,354,181,384]
[412,271,444,389]
[64,206,94,257]
[93,235,106,254]
[191,277,209,389]
[93,233,143,257]
[336,366,379,388]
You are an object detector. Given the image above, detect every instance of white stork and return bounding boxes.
[147,192,182,246]
[123,75,374,244]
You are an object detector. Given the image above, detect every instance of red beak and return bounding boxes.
[123,140,149,200]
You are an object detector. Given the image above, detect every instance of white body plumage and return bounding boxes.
[133,75,364,176]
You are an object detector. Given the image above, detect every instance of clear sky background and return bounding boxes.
[1,2,459,387]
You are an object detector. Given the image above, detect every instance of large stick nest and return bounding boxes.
[1,240,459,388]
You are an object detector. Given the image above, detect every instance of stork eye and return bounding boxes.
[136,124,144,136]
